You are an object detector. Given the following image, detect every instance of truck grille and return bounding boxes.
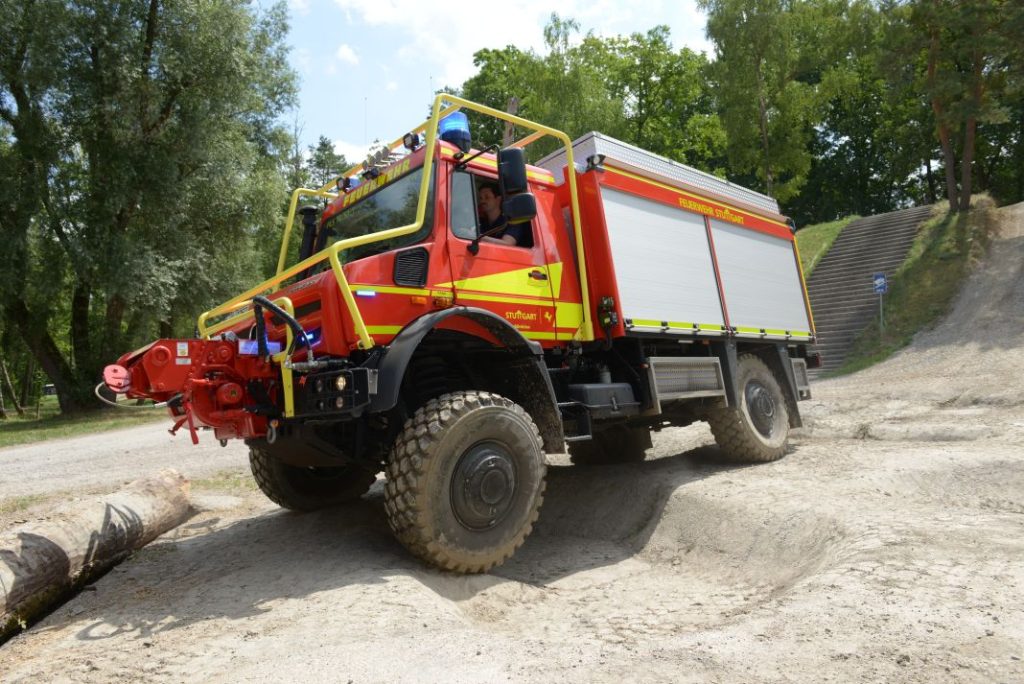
[394,247,428,287]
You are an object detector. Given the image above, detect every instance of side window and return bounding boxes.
[450,171,478,240]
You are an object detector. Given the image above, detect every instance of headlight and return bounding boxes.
[334,374,348,391]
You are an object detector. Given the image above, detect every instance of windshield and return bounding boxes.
[324,166,435,263]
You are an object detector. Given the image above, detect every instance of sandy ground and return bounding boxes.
[0,203,1022,683]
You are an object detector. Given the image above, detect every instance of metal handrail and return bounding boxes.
[197,93,595,359]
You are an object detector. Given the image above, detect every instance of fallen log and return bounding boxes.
[0,469,191,638]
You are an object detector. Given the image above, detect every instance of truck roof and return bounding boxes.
[536,132,781,218]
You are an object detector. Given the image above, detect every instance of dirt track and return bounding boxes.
[0,204,1022,683]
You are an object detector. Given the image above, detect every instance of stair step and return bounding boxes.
[798,205,931,368]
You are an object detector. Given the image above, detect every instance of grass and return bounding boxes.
[192,469,258,495]
[834,196,997,375]
[0,494,50,516]
[0,395,167,449]
[795,215,860,276]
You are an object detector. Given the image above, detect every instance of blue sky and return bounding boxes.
[282,0,712,163]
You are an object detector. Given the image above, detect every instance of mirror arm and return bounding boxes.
[468,220,509,255]
[454,144,499,171]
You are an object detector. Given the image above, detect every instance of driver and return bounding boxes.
[478,183,529,247]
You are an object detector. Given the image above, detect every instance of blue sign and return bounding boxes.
[873,273,888,294]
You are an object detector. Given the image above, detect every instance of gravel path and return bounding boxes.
[0,423,248,502]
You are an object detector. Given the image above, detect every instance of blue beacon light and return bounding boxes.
[439,111,472,153]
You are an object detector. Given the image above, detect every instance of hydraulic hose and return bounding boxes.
[94,382,177,409]
[251,295,314,361]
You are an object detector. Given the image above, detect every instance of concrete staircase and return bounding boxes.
[806,205,934,376]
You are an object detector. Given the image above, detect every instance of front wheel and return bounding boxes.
[249,446,377,511]
[706,354,790,462]
[384,391,546,573]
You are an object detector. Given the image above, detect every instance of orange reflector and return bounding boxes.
[410,296,427,305]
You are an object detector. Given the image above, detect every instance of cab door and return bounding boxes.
[445,170,557,342]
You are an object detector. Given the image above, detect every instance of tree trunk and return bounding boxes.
[924,158,938,204]
[70,280,92,374]
[755,60,773,197]
[959,47,985,213]
[0,357,24,416]
[927,22,959,211]
[0,470,191,639]
[7,299,86,414]
[960,115,976,212]
[102,294,127,363]
[19,355,34,407]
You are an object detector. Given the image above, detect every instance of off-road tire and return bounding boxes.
[568,425,651,465]
[384,391,546,573]
[706,354,790,462]
[249,446,377,511]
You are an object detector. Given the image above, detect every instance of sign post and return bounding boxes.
[873,272,888,331]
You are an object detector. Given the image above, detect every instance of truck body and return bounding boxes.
[105,96,816,573]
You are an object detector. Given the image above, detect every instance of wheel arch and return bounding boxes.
[368,307,565,452]
[738,342,803,428]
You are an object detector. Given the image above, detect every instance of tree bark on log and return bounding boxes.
[0,470,191,638]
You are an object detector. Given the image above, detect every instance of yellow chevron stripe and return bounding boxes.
[440,262,558,297]
[556,301,584,329]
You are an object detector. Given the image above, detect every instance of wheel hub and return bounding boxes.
[451,441,518,530]
[745,381,777,438]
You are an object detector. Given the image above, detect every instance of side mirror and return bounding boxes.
[502,193,536,224]
[498,147,528,195]
[498,147,536,224]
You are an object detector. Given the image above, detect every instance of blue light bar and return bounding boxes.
[439,111,471,153]
[238,339,283,356]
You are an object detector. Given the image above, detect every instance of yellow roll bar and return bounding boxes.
[197,94,595,378]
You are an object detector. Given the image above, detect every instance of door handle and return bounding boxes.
[528,269,548,281]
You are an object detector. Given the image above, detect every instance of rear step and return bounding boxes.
[646,356,727,413]
[558,401,593,443]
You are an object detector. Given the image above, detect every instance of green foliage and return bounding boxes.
[307,135,348,189]
[835,196,997,375]
[699,0,828,201]
[795,215,859,276]
[458,14,724,166]
[0,0,297,410]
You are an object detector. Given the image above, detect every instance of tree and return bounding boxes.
[699,0,824,201]
[307,135,348,189]
[885,0,1013,212]
[580,27,727,172]
[0,0,296,413]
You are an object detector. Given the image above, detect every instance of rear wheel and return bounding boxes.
[568,425,651,465]
[706,354,790,462]
[249,446,377,511]
[384,391,546,573]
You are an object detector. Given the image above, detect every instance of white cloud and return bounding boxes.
[336,43,360,65]
[289,0,311,16]
[385,81,398,92]
[332,1,711,87]
[333,139,372,164]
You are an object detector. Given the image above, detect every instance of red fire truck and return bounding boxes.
[104,95,816,573]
